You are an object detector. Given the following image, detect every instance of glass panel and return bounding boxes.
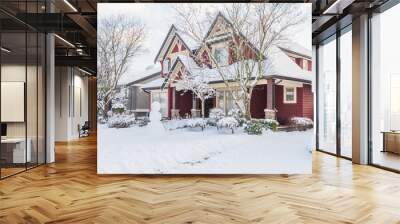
[1,30,27,177]
[371,4,400,171]
[27,31,38,169]
[340,28,352,158]
[318,36,337,154]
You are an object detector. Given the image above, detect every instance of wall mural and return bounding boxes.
[97,3,314,174]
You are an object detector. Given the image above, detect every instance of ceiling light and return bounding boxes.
[1,47,11,53]
[54,34,75,48]
[63,0,78,12]
[78,67,92,76]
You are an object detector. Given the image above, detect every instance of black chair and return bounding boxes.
[79,121,90,138]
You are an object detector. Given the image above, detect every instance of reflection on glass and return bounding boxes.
[27,31,38,169]
[340,29,352,158]
[318,36,337,154]
[1,31,27,177]
[371,4,400,171]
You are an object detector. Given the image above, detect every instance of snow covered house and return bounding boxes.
[143,12,313,124]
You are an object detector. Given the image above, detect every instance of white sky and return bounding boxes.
[98,3,312,84]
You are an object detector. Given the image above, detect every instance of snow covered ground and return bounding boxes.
[97,124,313,174]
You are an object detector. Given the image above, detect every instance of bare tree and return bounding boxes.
[175,68,216,118]
[173,3,306,119]
[97,15,146,119]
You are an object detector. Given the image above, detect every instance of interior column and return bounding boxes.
[46,31,55,163]
[352,14,369,164]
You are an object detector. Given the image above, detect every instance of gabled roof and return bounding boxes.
[200,12,264,60]
[118,64,161,86]
[141,77,166,91]
[153,25,194,63]
[279,41,312,59]
[167,46,312,84]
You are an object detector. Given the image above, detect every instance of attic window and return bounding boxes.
[163,59,170,73]
[214,47,229,66]
[284,86,297,104]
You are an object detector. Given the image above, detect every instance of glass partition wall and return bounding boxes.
[316,26,352,159]
[317,35,337,155]
[370,3,400,171]
[0,3,46,179]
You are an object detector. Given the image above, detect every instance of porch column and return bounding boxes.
[265,78,276,119]
[172,87,176,109]
[167,86,172,119]
[266,78,275,110]
[192,94,196,109]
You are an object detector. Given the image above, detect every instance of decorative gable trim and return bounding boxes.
[154,25,193,63]
[203,12,262,60]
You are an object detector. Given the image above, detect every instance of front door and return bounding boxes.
[204,98,214,118]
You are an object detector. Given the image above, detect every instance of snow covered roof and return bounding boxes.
[169,46,311,84]
[141,77,166,90]
[118,64,161,86]
[278,41,312,59]
[171,55,202,71]
[265,46,312,81]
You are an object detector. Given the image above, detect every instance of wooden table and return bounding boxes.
[381,131,400,154]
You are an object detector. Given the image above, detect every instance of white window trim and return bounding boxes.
[213,46,229,67]
[283,86,297,104]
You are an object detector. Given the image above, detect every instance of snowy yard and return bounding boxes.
[98,123,313,174]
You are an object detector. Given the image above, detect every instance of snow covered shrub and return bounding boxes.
[210,108,225,119]
[217,117,239,134]
[258,119,279,131]
[107,110,113,118]
[165,119,187,130]
[208,108,225,126]
[112,102,126,114]
[228,108,243,120]
[137,117,150,127]
[98,116,107,124]
[244,120,263,135]
[290,117,313,131]
[107,114,135,128]
[186,118,207,131]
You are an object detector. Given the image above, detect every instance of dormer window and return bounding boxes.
[213,47,229,66]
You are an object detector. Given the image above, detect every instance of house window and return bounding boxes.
[163,59,170,73]
[283,86,296,104]
[213,47,229,66]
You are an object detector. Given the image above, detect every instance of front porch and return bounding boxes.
[166,78,313,124]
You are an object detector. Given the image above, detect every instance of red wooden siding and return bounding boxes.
[181,44,187,51]
[176,91,193,117]
[302,84,314,120]
[275,84,314,124]
[275,85,304,124]
[172,44,179,53]
[295,58,303,69]
[250,85,267,118]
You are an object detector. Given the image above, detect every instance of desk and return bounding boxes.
[1,138,31,163]
[382,131,400,155]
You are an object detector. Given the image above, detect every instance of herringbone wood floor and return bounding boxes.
[1,135,400,224]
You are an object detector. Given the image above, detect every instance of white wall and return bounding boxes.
[55,67,89,141]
